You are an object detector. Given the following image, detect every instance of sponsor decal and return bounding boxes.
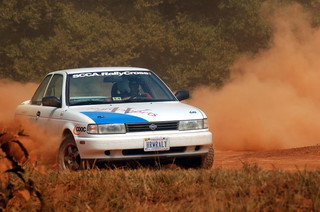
[72,71,151,78]
[81,112,148,124]
[112,97,122,101]
[87,107,158,117]
[73,124,86,135]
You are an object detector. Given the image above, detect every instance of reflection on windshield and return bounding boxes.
[68,71,176,106]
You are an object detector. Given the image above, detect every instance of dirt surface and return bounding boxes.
[213,145,320,171]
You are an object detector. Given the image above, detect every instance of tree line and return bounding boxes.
[0,0,319,90]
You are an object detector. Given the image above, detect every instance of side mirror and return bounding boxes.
[42,96,61,107]
[175,90,189,101]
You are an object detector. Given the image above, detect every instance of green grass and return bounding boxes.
[4,165,320,211]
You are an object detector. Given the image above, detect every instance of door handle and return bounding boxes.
[36,111,41,117]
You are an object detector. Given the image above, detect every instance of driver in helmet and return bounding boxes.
[128,80,151,98]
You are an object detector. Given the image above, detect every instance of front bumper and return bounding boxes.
[75,130,212,160]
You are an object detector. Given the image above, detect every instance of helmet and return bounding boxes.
[117,81,129,94]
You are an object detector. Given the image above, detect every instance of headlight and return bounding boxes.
[179,119,208,131]
[87,124,126,134]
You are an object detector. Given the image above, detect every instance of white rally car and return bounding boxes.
[15,67,213,170]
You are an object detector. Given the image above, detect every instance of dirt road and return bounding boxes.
[213,145,320,171]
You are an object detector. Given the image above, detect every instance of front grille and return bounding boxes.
[122,147,186,156]
[126,121,179,132]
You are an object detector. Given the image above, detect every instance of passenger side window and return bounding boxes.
[31,75,52,105]
[45,74,63,101]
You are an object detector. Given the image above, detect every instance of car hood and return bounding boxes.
[69,101,205,124]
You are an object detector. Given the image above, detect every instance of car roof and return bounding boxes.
[49,67,151,75]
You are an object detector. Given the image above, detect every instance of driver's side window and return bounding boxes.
[31,75,52,105]
[45,74,63,100]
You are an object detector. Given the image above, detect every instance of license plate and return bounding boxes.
[144,137,170,152]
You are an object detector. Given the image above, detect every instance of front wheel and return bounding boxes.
[58,136,90,171]
[200,145,214,169]
[177,145,214,169]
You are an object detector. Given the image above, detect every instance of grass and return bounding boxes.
[1,128,319,211]
[4,164,320,212]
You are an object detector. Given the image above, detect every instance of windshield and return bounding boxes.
[67,71,176,106]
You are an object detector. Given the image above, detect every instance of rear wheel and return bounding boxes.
[58,136,90,171]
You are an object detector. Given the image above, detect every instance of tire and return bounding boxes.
[176,145,214,169]
[58,136,90,171]
[200,145,214,169]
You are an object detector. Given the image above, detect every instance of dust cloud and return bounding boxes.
[0,80,59,167]
[190,4,320,151]
[0,80,37,123]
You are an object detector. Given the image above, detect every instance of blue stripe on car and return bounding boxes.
[81,112,148,124]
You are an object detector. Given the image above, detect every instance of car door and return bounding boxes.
[36,74,65,135]
[22,74,53,123]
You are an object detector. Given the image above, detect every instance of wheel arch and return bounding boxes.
[62,128,73,139]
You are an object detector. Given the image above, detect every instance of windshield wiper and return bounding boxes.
[113,97,174,103]
[122,99,152,103]
[71,100,106,106]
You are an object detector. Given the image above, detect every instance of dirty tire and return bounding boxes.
[58,136,89,171]
[200,145,214,169]
[176,145,214,169]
